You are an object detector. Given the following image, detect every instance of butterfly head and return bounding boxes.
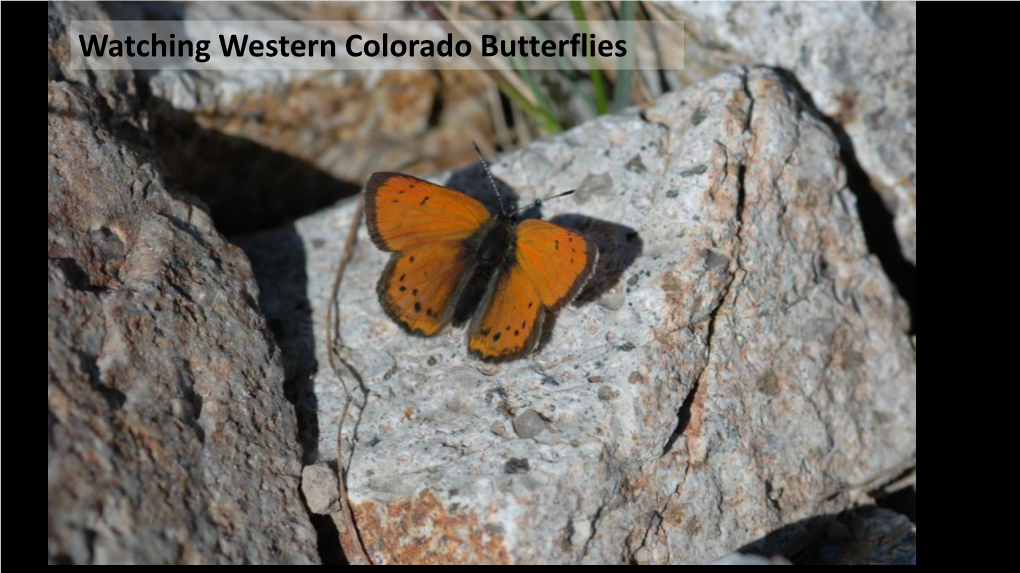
[472,141,576,223]
[507,190,576,220]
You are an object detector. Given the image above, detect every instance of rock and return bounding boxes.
[669,2,917,265]
[512,410,549,440]
[142,2,496,234]
[242,66,915,564]
[48,2,318,564]
[302,464,341,515]
[799,508,915,565]
[711,553,791,565]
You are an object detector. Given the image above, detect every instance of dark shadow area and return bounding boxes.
[48,408,58,449]
[309,513,347,565]
[548,215,644,305]
[535,310,559,355]
[738,506,915,565]
[239,225,320,463]
[661,379,700,455]
[444,163,522,216]
[773,68,916,335]
[152,109,361,235]
[737,513,833,564]
[872,485,916,524]
[240,224,348,563]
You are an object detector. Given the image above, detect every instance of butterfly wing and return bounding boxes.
[365,173,491,251]
[377,244,469,336]
[366,173,491,336]
[469,219,598,362]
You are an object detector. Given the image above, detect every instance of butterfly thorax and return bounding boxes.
[451,217,517,327]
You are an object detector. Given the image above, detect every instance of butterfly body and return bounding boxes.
[365,171,596,363]
[451,215,517,327]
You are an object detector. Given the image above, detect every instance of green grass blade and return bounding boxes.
[570,0,609,115]
[612,2,637,112]
[514,15,598,118]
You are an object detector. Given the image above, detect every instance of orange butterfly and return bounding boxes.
[364,148,597,363]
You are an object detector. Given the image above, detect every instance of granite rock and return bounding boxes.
[711,553,791,565]
[250,66,916,564]
[670,1,916,265]
[799,507,915,565]
[48,2,318,564]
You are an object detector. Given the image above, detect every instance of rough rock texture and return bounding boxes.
[142,2,496,234]
[247,66,916,564]
[302,463,341,516]
[799,507,915,565]
[712,553,791,565]
[48,3,318,564]
[669,2,916,265]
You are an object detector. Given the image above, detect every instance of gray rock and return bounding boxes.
[48,2,318,565]
[241,67,915,564]
[302,464,341,515]
[799,508,916,565]
[669,2,917,264]
[711,553,791,565]
[512,410,549,440]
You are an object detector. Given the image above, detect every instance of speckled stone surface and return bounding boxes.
[247,67,916,564]
[48,2,318,564]
[669,1,916,264]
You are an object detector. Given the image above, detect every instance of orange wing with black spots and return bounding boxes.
[469,220,597,362]
[515,219,597,310]
[365,173,491,337]
[365,173,491,252]
[468,264,546,361]
[377,244,466,336]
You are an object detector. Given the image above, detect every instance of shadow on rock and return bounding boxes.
[238,224,320,463]
[444,162,521,216]
[736,506,915,565]
[549,214,644,305]
[153,109,361,235]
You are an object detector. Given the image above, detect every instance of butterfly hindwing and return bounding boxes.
[365,173,491,252]
[469,219,597,362]
[468,264,546,362]
[378,243,467,337]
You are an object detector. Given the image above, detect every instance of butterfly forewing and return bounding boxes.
[514,219,597,310]
[365,173,491,252]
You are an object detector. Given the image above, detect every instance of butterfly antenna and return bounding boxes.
[511,189,576,216]
[473,141,507,216]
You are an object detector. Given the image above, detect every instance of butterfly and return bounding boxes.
[364,147,598,363]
